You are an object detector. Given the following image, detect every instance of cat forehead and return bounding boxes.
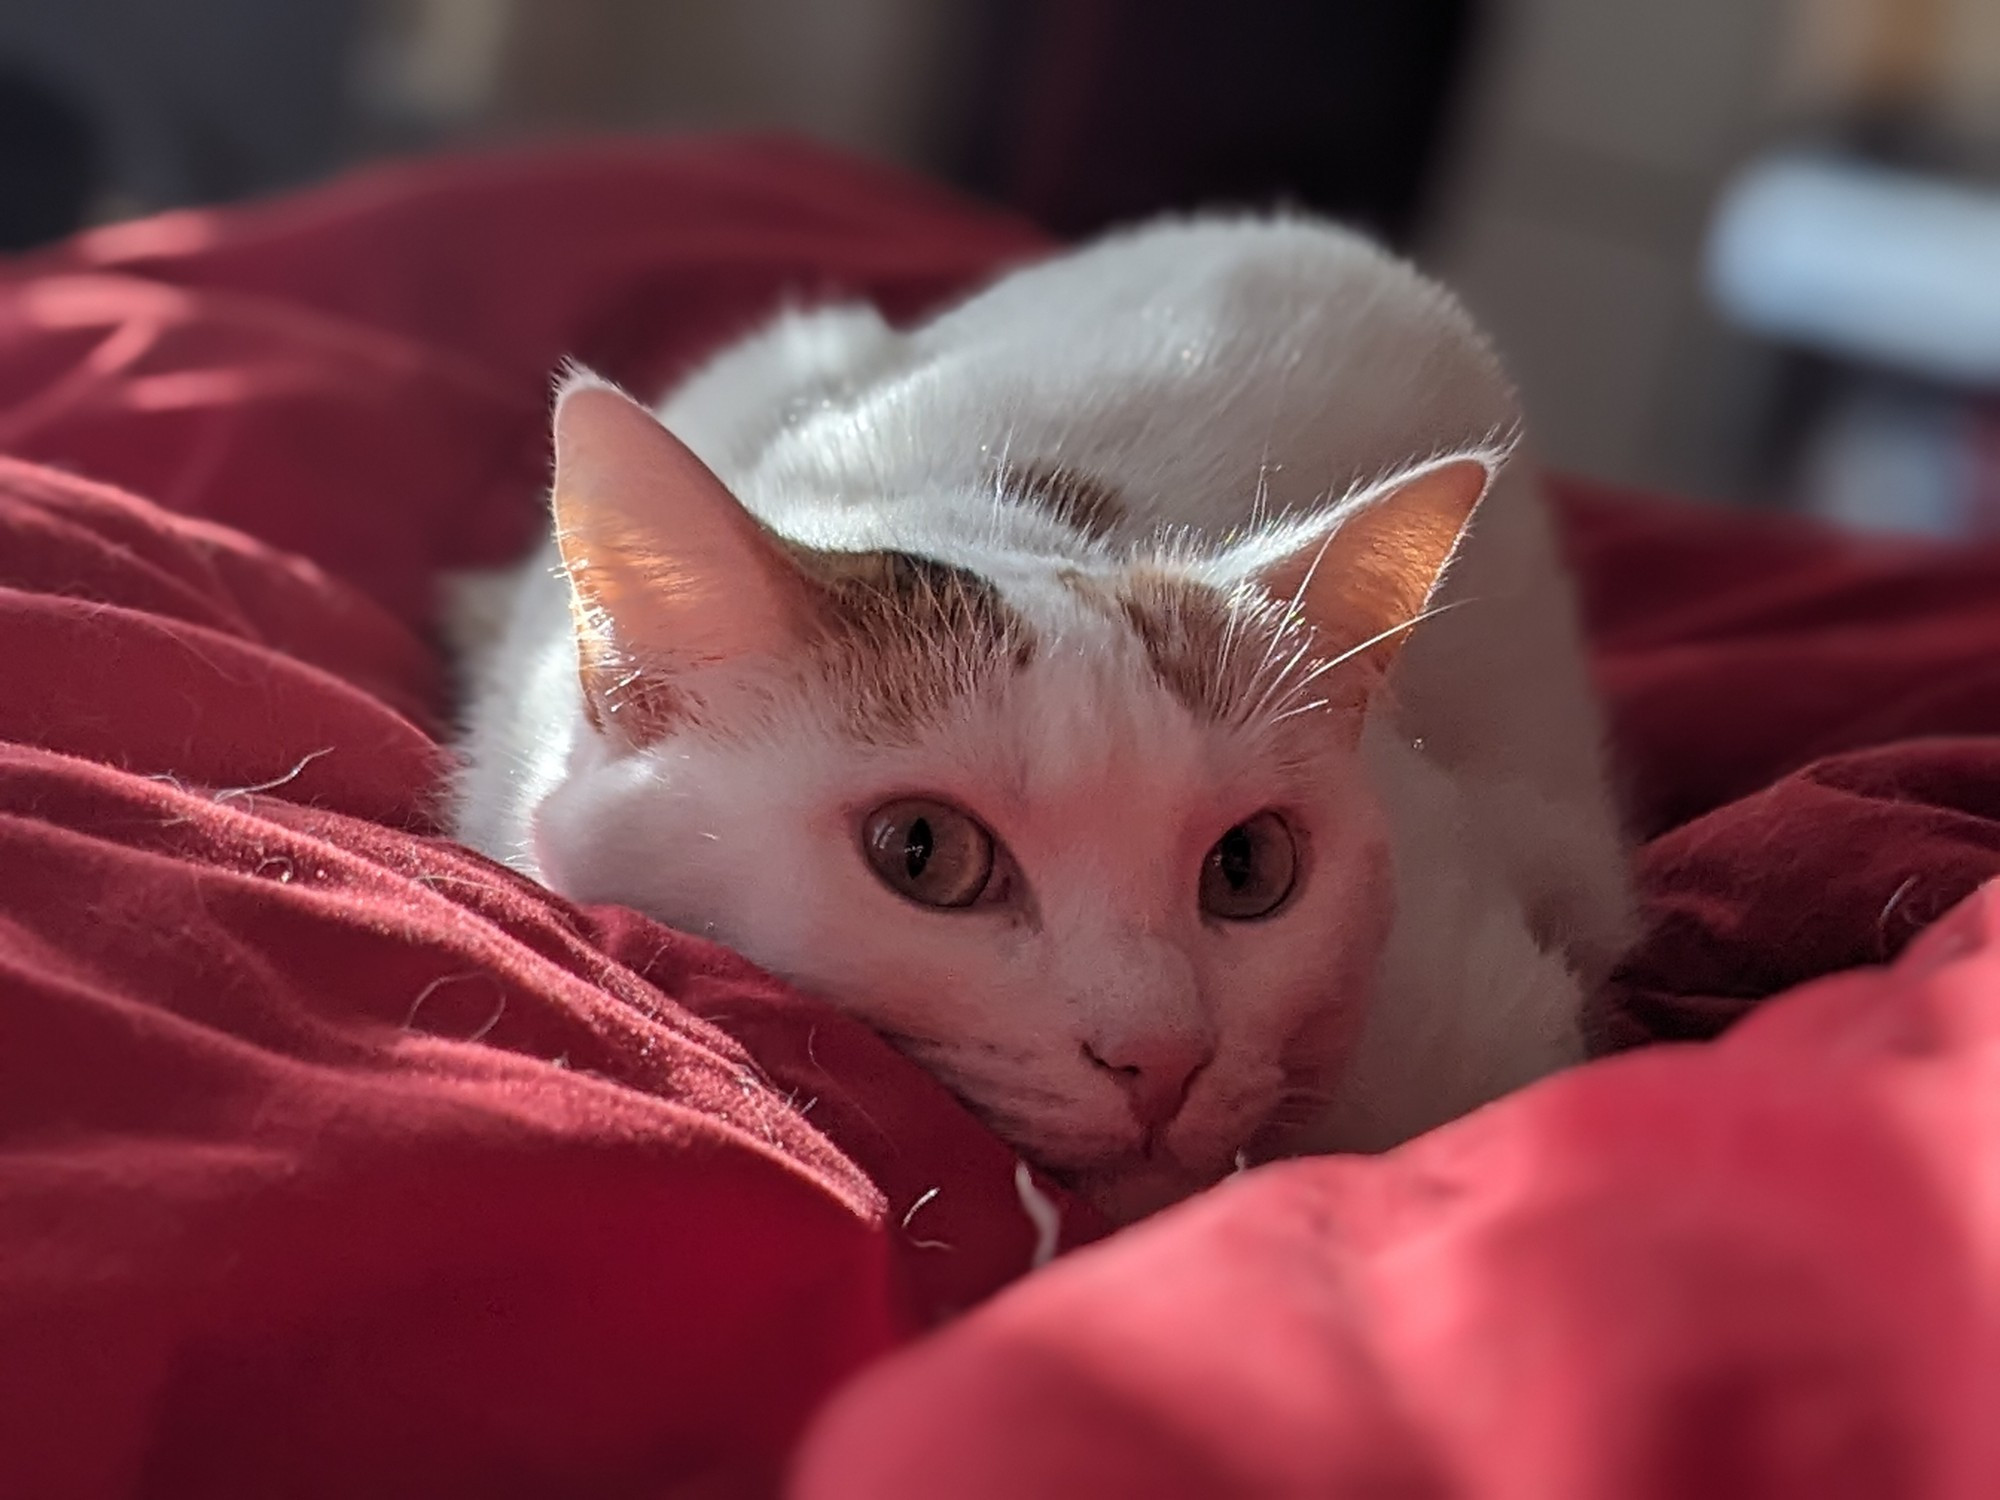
[779,464,1301,738]
[827,591,1250,820]
[810,549,1317,791]
[1001,556,1310,733]
[668,458,1343,756]
[819,544,1262,742]
[994,591,1215,768]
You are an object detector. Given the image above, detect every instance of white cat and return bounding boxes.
[451,216,1634,1226]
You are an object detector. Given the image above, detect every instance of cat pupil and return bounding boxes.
[1220,826,1254,890]
[1198,813,1295,920]
[859,798,995,910]
[905,816,934,880]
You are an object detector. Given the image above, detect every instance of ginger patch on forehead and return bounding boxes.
[997,461,1127,541]
[804,548,1038,744]
[1115,569,1247,724]
[1099,567,1370,734]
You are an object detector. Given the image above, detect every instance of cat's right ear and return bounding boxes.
[551,373,815,742]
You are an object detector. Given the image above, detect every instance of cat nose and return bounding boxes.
[1083,1033,1212,1131]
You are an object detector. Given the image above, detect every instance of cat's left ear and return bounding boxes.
[1247,449,1497,674]
[550,371,820,741]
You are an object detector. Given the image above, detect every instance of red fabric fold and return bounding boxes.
[0,137,1993,1498]
[797,882,2000,1499]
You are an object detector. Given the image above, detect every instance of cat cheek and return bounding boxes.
[523,799,577,892]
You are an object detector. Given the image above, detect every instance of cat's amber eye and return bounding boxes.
[1199,811,1298,920]
[862,798,996,909]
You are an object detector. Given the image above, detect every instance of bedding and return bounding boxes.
[0,137,1992,1499]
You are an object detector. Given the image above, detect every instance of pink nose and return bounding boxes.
[1083,1033,1213,1132]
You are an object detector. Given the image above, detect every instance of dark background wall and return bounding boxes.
[3,0,1998,528]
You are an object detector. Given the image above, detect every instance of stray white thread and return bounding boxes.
[1879,875,1919,924]
[402,971,505,1043]
[1014,1160,1061,1270]
[901,1186,952,1252]
[463,993,507,1044]
[212,746,335,805]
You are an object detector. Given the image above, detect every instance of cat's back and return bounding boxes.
[731,218,1522,537]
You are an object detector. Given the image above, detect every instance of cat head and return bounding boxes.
[532,374,1496,1224]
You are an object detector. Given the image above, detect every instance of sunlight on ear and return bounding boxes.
[1358,455,1491,597]
[1258,453,1495,675]
[554,380,813,676]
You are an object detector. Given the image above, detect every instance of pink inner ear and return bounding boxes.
[1366,456,1490,550]
[1263,453,1493,674]
[554,383,733,542]
[552,380,812,667]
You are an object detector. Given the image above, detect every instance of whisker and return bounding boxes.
[1244,596,1482,731]
[1262,650,1357,720]
[1241,631,1318,727]
[1267,696,1330,725]
[1246,590,1307,696]
[1317,597,1477,675]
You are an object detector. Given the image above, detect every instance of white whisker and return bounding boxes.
[1267,695,1330,724]
[1317,597,1475,675]
[1242,632,1318,726]
[1241,596,1480,731]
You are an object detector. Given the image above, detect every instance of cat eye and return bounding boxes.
[1199,811,1298,920]
[862,798,997,909]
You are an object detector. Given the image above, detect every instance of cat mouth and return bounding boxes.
[1034,1135,1250,1224]
[1054,1154,1230,1225]
[946,1086,1246,1221]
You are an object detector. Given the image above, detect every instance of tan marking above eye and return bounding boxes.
[1117,569,1244,723]
[1199,811,1298,920]
[794,548,1038,746]
[996,461,1126,539]
[862,798,997,909]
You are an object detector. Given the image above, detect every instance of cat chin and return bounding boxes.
[1058,1156,1236,1227]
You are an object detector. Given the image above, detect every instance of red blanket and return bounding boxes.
[0,138,1993,1499]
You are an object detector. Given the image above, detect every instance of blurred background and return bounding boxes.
[3,0,1998,531]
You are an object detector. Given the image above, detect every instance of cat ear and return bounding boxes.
[551,372,816,741]
[1252,449,1496,675]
